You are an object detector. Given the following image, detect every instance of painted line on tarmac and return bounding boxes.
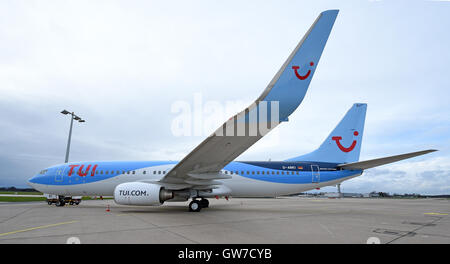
[424,212,448,216]
[0,220,78,238]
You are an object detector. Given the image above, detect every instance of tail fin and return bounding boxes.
[287,103,367,163]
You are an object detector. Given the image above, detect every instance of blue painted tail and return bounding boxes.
[287,103,367,163]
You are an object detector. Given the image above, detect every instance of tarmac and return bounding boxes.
[0,197,449,244]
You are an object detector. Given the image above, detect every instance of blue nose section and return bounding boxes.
[27,175,38,188]
[28,172,48,186]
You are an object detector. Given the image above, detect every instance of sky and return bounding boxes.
[0,0,449,194]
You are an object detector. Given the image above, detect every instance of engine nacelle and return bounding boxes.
[114,182,173,206]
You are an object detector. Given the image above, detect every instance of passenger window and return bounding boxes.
[143,171,146,174]
[225,171,228,174]
[276,171,279,175]
[252,171,255,174]
[153,171,156,174]
[158,171,161,174]
[281,171,284,175]
[105,171,109,175]
[132,171,135,174]
[296,172,299,175]
[127,171,130,174]
[247,171,250,174]
[256,171,259,175]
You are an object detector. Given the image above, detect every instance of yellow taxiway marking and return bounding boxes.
[424,213,448,216]
[0,220,78,238]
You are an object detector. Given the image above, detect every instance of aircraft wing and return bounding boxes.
[159,10,339,189]
[337,149,437,170]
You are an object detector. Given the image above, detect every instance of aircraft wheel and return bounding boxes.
[200,198,209,208]
[189,200,202,212]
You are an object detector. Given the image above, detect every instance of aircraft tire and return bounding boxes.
[189,200,202,212]
[200,198,209,208]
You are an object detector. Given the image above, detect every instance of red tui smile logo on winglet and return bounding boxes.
[292,61,314,80]
[332,131,358,152]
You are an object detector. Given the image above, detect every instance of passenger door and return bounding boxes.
[311,165,320,183]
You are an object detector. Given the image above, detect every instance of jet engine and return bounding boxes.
[114,182,174,206]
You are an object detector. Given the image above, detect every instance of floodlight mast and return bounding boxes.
[61,110,85,163]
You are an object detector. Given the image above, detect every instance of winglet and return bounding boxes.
[257,9,339,121]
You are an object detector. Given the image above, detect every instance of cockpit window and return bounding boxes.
[39,169,48,175]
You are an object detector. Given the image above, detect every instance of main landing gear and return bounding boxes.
[189,198,209,212]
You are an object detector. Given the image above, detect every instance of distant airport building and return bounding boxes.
[324,192,341,198]
[342,193,363,198]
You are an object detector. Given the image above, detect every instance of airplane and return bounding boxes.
[27,10,436,212]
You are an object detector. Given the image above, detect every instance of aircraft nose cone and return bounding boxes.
[27,176,37,188]
[27,179,33,188]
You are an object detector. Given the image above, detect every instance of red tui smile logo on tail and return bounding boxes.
[292,61,314,80]
[332,131,358,152]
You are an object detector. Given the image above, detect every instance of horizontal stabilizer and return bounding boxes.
[337,149,437,170]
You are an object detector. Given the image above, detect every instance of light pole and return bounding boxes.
[61,110,85,163]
